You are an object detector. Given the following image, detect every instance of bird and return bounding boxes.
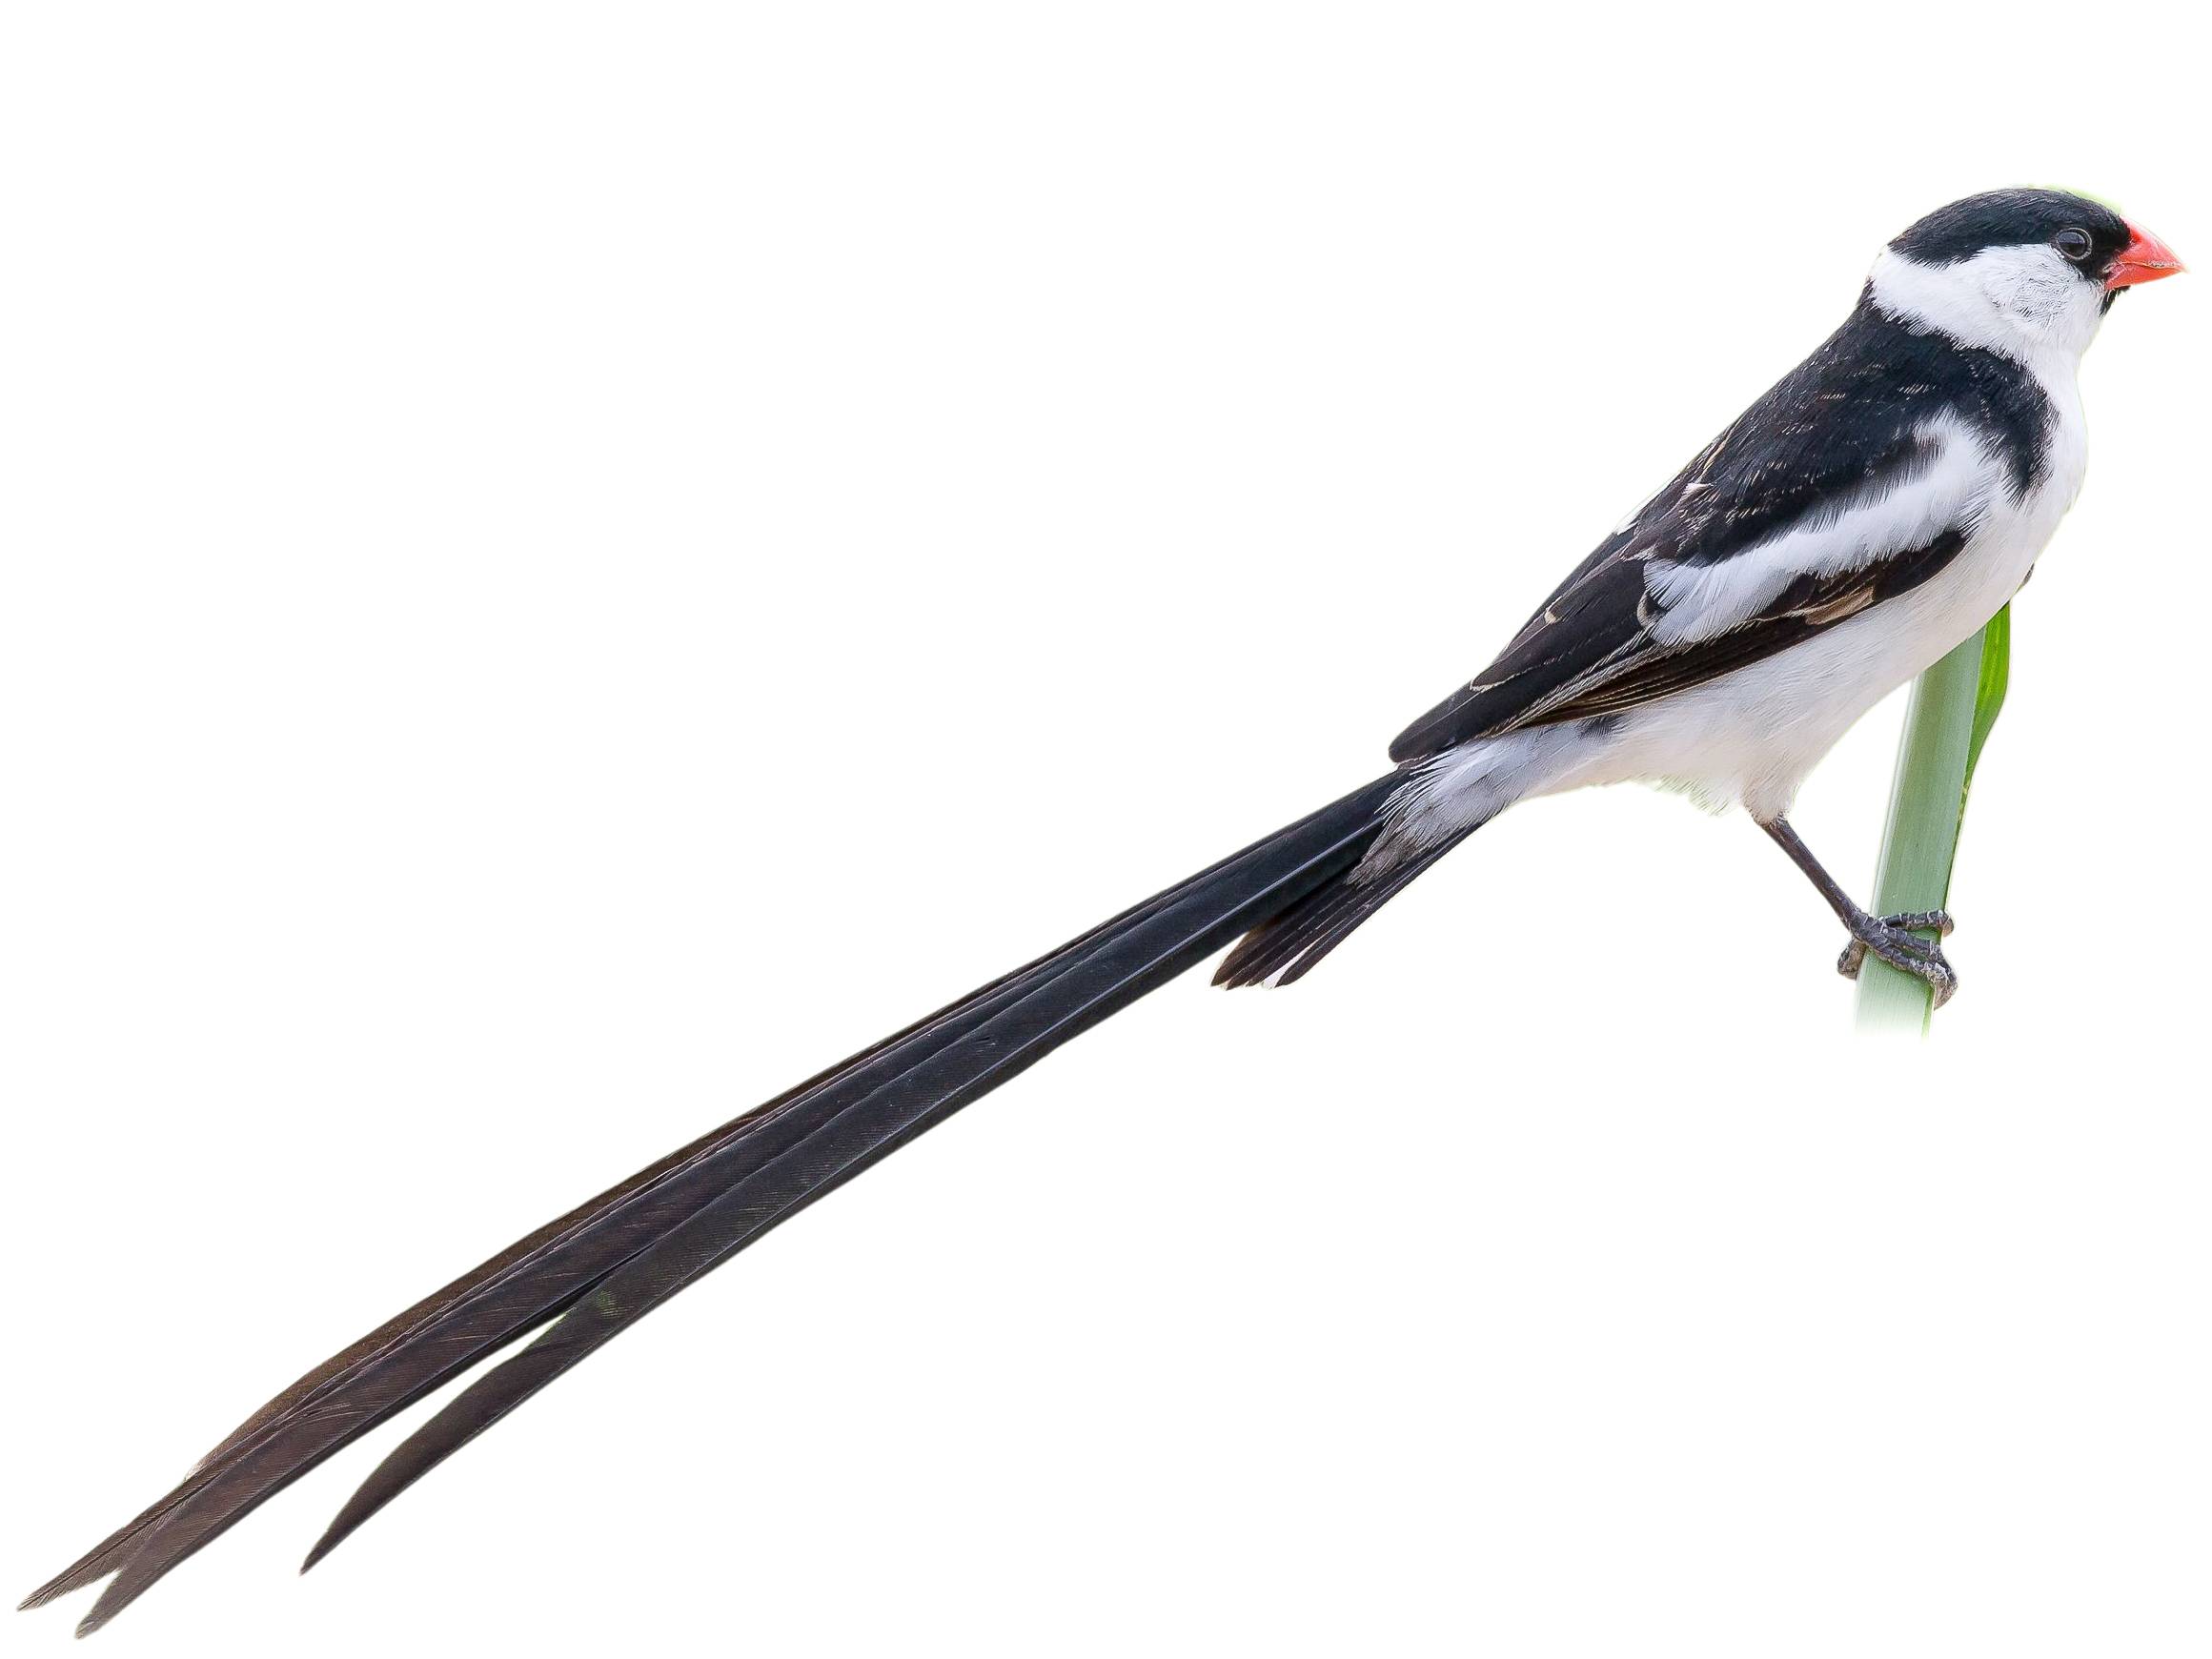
[22,188,2182,1635]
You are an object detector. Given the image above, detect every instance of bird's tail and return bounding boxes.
[1212,820,1484,988]
[26,773,1410,1635]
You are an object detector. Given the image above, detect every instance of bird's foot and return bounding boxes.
[1837,910,1958,1006]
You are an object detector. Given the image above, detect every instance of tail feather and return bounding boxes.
[1212,820,1483,988]
[27,775,1398,1635]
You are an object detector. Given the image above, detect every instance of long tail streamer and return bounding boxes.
[26,777,1396,1635]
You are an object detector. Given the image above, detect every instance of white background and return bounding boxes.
[4,5,2205,1655]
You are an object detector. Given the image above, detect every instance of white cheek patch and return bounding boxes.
[1969,243,2080,330]
[1641,412,1997,645]
[1868,245,2106,365]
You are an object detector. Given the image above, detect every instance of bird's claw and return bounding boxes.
[1877,909,1955,939]
[1837,910,1958,1007]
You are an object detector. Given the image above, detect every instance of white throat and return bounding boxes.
[1866,246,2103,393]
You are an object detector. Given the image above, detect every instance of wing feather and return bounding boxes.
[1390,318,2020,765]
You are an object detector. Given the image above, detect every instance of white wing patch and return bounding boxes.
[1641,411,1998,646]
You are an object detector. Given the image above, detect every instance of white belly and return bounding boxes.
[1575,499,2057,819]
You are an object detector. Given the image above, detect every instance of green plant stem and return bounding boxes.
[1856,606,2011,1036]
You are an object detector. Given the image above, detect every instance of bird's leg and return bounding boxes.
[1757,816,1958,1007]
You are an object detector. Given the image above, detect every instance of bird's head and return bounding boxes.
[1866,188,2182,368]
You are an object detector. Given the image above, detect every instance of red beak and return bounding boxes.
[2107,221,2185,290]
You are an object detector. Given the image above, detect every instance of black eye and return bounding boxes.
[2054,227,2095,261]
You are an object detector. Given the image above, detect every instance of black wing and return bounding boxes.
[1390,300,2050,763]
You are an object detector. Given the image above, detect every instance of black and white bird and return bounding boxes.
[1226,188,2182,1001]
[24,189,2183,1635]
